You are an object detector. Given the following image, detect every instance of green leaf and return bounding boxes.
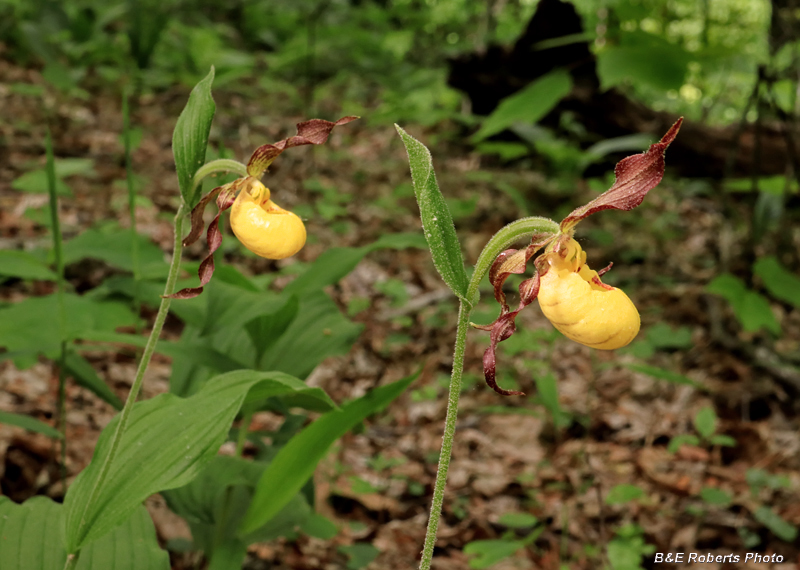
[644,322,693,350]
[395,126,469,302]
[667,434,700,454]
[0,294,136,364]
[624,363,703,389]
[62,369,314,552]
[693,406,717,439]
[471,70,572,142]
[285,233,427,298]
[753,506,798,542]
[605,484,646,505]
[173,68,216,207]
[706,274,781,335]
[339,543,380,570]
[258,291,363,379]
[0,497,168,570]
[464,539,525,569]
[0,496,66,570]
[300,514,339,540]
[597,44,687,91]
[239,372,416,534]
[497,512,538,529]
[64,351,123,410]
[0,250,57,281]
[700,487,732,507]
[709,434,737,447]
[534,372,570,428]
[0,411,62,439]
[62,226,167,278]
[163,456,312,558]
[754,256,800,309]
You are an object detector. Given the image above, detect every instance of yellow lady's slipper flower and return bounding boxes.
[166,116,357,299]
[230,179,306,260]
[477,118,683,395]
[537,239,639,350]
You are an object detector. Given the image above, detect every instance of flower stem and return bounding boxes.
[420,215,559,569]
[191,159,248,191]
[68,204,186,559]
[467,216,559,305]
[419,300,471,570]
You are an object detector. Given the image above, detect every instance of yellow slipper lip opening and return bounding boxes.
[230,182,306,260]
[538,239,640,350]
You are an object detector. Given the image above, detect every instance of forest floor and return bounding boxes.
[1,58,799,570]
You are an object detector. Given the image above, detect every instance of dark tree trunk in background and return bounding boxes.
[448,0,799,179]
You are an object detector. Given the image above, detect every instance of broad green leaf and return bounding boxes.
[0,498,167,570]
[258,292,363,379]
[239,372,416,534]
[605,484,645,505]
[0,250,57,281]
[395,126,469,302]
[708,273,781,335]
[62,226,167,278]
[64,351,123,410]
[0,496,66,569]
[470,70,572,142]
[667,434,700,454]
[644,322,693,350]
[173,68,216,207]
[164,456,312,560]
[700,487,732,507]
[497,513,538,529]
[693,406,717,439]
[754,256,800,309]
[464,539,524,569]
[0,294,136,363]
[754,506,798,542]
[0,411,62,439]
[63,369,317,552]
[339,543,380,570]
[284,233,426,298]
[300,514,339,539]
[597,44,687,91]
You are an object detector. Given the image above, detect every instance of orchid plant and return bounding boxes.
[396,118,682,569]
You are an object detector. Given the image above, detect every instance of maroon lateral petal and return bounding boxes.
[481,271,542,397]
[559,118,683,233]
[183,185,225,248]
[246,116,359,178]
[487,233,556,311]
[165,191,237,300]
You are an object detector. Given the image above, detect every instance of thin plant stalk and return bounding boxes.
[418,217,559,570]
[45,128,69,488]
[65,204,186,570]
[123,91,142,334]
[64,159,246,570]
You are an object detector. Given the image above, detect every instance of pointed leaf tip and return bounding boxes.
[560,117,683,232]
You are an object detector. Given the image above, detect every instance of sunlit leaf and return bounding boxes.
[395,125,469,302]
[173,68,216,207]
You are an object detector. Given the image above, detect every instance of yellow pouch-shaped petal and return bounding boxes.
[538,241,639,349]
[230,182,306,260]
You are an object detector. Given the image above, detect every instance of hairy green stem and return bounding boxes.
[192,159,248,191]
[67,204,187,562]
[419,215,559,570]
[467,216,559,305]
